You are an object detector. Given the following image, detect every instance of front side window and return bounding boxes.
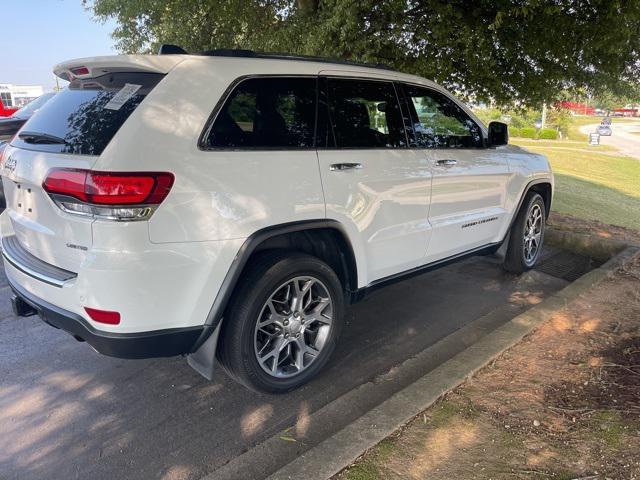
[206,77,317,149]
[326,78,407,148]
[403,85,483,148]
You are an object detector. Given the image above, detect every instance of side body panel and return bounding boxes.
[317,148,432,283]
[502,144,554,225]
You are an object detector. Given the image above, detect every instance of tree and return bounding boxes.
[591,89,638,112]
[85,0,640,105]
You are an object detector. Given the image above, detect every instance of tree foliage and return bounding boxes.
[85,0,640,105]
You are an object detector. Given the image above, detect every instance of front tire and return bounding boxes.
[218,252,344,393]
[503,192,546,273]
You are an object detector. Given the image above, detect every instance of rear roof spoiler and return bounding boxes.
[54,54,188,81]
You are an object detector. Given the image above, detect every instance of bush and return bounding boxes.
[538,128,558,140]
[509,127,521,137]
[519,127,537,139]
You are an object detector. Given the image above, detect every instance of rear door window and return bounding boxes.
[204,77,317,149]
[11,72,164,155]
[326,78,407,148]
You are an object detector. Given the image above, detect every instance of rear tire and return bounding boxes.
[218,251,344,393]
[502,192,546,273]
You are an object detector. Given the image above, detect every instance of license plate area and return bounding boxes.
[9,182,36,216]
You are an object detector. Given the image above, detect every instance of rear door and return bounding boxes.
[400,84,510,262]
[1,71,164,271]
[316,75,431,284]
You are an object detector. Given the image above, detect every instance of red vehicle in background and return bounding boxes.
[0,98,18,117]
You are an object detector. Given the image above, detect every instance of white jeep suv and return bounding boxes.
[1,48,552,393]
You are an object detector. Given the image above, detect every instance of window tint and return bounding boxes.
[11,72,164,155]
[327,79,406,148]
[207,77,316,148]
[404,85,483,148]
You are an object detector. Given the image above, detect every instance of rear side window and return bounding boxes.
[326,78,407,148]
[11,72,164,155]
[403,85,483,148]
[205,77,317,149]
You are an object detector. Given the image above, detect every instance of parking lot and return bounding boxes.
[0,247,588,480]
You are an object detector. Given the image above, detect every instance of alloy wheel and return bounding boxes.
[253,276,333,378]
[523,203,543,265]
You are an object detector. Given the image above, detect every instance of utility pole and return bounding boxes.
[541,102,547,129]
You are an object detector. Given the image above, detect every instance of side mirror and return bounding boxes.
[488,121,508,146]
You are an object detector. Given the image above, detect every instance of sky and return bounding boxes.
[2,0,117,91]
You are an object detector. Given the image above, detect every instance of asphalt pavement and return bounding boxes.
[0,250,575,480]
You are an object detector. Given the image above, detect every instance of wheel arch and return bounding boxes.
[187,220,359,379]
[190,220,358,354]
[512,179,553,228]
[527,181,552,219]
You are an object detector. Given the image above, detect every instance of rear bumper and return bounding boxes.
[9,278,206,359]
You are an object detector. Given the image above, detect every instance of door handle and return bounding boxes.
[330,163,363,171]
[436,159,457,166]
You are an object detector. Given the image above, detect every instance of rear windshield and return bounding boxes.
[11,72,164,155]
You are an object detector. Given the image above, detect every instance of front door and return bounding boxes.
[316,76,432,285]
[401,84,511,262]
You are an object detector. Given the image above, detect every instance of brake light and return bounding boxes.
[84,307,120,325]
[70,66,90,76]
[43,169,174,221]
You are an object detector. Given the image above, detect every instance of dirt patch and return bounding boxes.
[337,257,640,479]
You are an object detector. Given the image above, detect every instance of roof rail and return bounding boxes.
[158,44,395,71]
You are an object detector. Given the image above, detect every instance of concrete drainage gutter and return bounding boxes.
[266,235,640,480]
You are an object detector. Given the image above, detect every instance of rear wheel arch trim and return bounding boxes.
[191,220,358,352]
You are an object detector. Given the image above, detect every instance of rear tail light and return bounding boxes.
[43,168,174,221]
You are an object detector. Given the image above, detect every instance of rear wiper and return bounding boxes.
[18,131,65,144]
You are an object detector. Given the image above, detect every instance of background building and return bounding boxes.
[0,84,44,109]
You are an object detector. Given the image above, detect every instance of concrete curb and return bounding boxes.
[545,228,629,262]
[267,244,640,480]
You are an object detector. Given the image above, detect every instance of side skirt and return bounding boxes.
[349,242,502,303]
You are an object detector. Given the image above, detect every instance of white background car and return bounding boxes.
[1,49,553,392]
[597,124,612,136]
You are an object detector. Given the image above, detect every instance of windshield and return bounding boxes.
[11,72,164,155]
[12,92,56,119]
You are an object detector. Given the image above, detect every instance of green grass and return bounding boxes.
[588,411,626,449]
[513,140,640,230]
[343,438,396,480]
[514,139,616,151]
[343,461,380,480]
